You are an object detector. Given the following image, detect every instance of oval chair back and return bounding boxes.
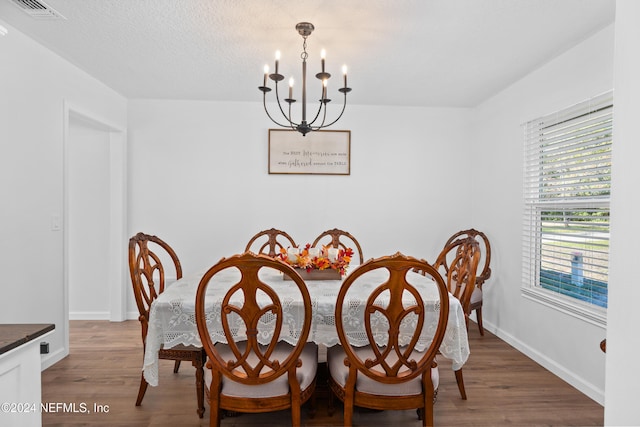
[311,228,364,264]
[195,251,317,426]
[328,252,449,426]
[245,228,297,257]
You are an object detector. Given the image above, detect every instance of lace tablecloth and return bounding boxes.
[143,266,470,386]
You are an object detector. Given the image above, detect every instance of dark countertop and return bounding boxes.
[0,324,55,356]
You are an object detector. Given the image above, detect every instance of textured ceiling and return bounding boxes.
[0,0,615,107]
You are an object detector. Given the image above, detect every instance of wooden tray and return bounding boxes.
[284,268,342,281]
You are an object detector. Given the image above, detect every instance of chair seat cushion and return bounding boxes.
[470,287,482,305]
[327,345,439,396]
[204,341,318,398]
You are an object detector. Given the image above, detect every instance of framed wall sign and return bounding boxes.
[268,129,351,175]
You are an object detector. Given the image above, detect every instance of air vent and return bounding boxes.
[9,0,66,20]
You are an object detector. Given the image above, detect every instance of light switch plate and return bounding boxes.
[51,214,61,231]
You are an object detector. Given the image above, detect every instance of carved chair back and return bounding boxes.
[129,232,182,340]
[128,232,207,415]
[195,252,315,425]
[433,237,481,316]
[245,228,297,257]
[311,228,364,264]
[444,228,491,289]
[333,253,449,425]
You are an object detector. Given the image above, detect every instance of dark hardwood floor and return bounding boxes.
[41,320,603,426]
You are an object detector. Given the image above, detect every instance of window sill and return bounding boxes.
[521,287,606,328]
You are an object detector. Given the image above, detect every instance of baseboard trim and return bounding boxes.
[41,347,67,371]
[482,320,604,405]
[69,311,110,320]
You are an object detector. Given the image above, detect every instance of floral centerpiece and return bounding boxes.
[277,243,353,279]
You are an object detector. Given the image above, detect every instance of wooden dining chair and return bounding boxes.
[327,252,450,427]
[443,229,491,336]
[128,232,206,417]
[433,236,481,400]
[195,252,318,427]
[244,228,297,257]
[311,228,364,264]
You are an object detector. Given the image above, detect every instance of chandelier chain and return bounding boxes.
[301,36,309,61]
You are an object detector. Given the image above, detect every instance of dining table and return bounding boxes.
[142,263,470,387]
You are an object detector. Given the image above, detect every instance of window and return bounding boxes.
[522,91,612,325]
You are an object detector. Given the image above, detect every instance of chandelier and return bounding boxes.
[259,22,351,136]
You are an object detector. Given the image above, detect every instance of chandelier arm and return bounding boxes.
[310,102,329,130]
[262,93,298,129]
[307,101,325,126]
[312,94,348,130]
[320,104,329,128]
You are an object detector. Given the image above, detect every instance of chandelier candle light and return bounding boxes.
[259,22,351,136]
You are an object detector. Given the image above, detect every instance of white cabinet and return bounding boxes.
[0,325,54,427]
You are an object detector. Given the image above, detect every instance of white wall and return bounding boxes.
[0,20,127,367]
[471,24,615,404]
[127,100,473,317]
[605,1,640,424]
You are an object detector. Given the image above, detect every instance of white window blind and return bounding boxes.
[523,91,612,322]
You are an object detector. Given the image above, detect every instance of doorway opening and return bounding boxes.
[62,102,126,355]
